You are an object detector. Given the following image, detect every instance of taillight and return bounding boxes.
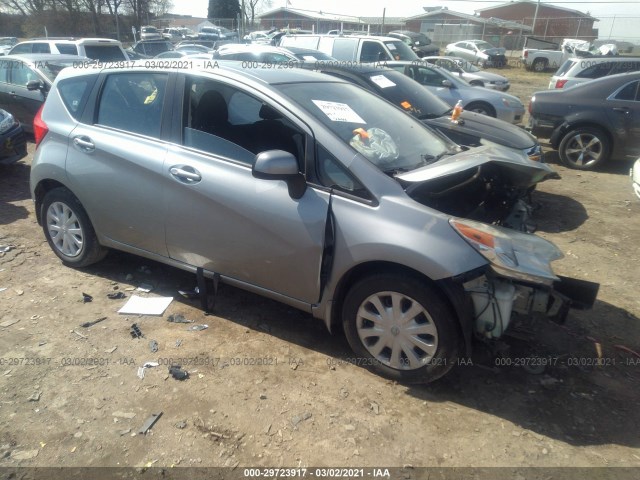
[528,95,535,114]
[33,104,49,148]
[555,79,568,89]
[523,50,528,58]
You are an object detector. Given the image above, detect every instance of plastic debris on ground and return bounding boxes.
[149,340,158,353]
[118,295,173,316]
[178,287,199,299]
[137,361,160,379]
[81,292,93,303]
[80,317,107,328]
[169,365,189,380]
[187,324,208,331]
[130,323,143,339]
[167,314,194,324]
[107,292,126,300]
[138,412,162,434]
[136,283,154,293]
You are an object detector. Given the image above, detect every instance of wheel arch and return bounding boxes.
[327,260,476,355]
[33,179,70,225]
[550,121,613,150]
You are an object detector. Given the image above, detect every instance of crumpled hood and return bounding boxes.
[395,144,558,187]
[425,111,536,150]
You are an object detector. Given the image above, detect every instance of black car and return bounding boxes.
[310,63,543,162]
[0,108,27,165]
[529,71,640,170]
[0,54,82,133]
[387,31,439,57]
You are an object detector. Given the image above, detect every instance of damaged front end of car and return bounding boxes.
[449,218,599,340]
[396,145,559,232]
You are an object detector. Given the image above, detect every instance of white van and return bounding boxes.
[279,34,418,63]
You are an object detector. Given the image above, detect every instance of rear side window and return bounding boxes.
[611,61,640,75]
[577,62,613,79]
[56,44,78,55]
[83,45,126,61]
[32,43,51,54]
[330,39,357,60]
[58,76,94,119]
[97,72,167,137]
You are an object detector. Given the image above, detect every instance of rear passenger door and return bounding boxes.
[65,71,171,256]
[163,74,329,304]
[605,79,640,157]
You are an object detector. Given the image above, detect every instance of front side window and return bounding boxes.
[361,41,389,62]
[182,76,305,167]
[97,72,167,137]
[10,43,32,54]
[10,61,37,86]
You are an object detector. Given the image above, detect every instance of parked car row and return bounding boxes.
[29,61,597,384]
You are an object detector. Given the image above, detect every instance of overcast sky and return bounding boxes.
[171,1,639,42]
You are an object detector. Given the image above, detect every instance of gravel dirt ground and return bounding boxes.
[0,64,639,477]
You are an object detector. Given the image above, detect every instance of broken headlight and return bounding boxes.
[450,218,563,285]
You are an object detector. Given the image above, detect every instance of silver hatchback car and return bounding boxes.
[31,62,597,383]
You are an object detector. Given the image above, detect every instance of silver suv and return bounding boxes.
[9,38,128,61]
[30,62,597,382]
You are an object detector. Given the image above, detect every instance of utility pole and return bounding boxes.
[532,0,540,35]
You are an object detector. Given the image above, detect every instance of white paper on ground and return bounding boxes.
[118,295,173,316]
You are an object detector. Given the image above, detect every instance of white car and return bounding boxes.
[422,56,511,91]
[632,158,640,200]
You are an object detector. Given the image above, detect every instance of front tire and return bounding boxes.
[342,274,460,383]
[42,188,107,267]
[465,101,496,117]
[558,127,610,170]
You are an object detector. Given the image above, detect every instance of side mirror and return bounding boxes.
[252,150,306,200]
[27,79,44,91]
[441,80,453,88]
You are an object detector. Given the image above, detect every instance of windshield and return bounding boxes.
[384,41,418,61]
[142,26,158,33]
[35,60,78,82]
[410,34,431,47]
[361,69,451,119]
[276,81,454,172]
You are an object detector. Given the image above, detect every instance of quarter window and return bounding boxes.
[613,81,639,101]
[97,72,167,137]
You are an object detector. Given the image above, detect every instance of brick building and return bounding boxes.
[476,0,597,42]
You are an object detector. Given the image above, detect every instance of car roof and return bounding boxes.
[15,38,121,45]
[58,59,348,86]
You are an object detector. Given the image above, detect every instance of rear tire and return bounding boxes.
[42,188,107,267]
[558,126,610,170]
[342,274,460,383]
[532,58,547,72]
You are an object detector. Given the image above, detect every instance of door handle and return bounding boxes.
[612,107,630,114]
[170,166,202,182]
[73,136,95,152]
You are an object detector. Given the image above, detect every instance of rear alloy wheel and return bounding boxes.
[342,274,460,383]
[42,188,107,267]
[558,127,610,170]
[465,101,496,117]
[532,59,547,72]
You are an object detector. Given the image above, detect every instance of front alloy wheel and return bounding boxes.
[558,127,610,170]
[342,274,460,383]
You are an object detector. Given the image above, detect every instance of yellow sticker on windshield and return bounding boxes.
[400,101,412,109]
